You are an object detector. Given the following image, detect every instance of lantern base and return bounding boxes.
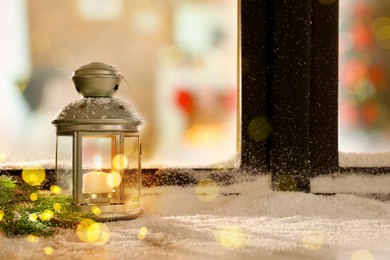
[78,204,143,221]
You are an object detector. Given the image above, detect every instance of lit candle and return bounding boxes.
[82,171,112,194]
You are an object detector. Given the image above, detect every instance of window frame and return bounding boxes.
[3,1,382,192]
[242,0,339,192]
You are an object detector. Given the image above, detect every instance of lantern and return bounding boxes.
[52,62,143,221]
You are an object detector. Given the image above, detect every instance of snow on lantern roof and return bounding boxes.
[52,97,143,127]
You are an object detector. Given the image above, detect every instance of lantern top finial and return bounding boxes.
[72,62,122,97]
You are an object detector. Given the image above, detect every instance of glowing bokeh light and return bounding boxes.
[22,167,46,186]
[44,247,54,255]
[29,213,38,222]
[318,0,336,4]
[53,203,62,212]
[157,45,185,68]
[371,16,390,50]
[0,210,4,221]
[106,171,122,188]
[51,48,75,71]
[91,206,101,216]
[248,116,272,141]
[0,152,8,163]
[301,230,325,251]
[183,124,225,148]
[50,185,62,194]
[138,226,148,240]
[195,178,219,202]
[371,16,390,34]
[351,249,374,260]
[112,154,129,170]
[30,30,52,54]
[215,226,246,249]
[375,26,390,41]
[375,26,390,49]
[30,193,38,201]
[274,174,297,191]
[77,219,110,245]
[26,235,39,243]
[40,209,54,221]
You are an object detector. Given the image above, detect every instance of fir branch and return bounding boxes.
[0,176,17,204]
[0,175,91,236]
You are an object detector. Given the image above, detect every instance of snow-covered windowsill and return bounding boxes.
[2,154,390,259]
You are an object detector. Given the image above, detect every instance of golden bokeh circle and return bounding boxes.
[318,0,336,4]
[29,213,38,222]
[195,178,219,202]
[22,167,46,186]
[112,154,129,170]
[44,247,54,255]
[26,235,39,243]
[301,230,325,251]
[351,249,374,260]
[248,116,272,141]
[77,219,110,245]
[91,206,102,216]
[138,226,148,240]
[106,171,122,188]
[53,203,62,212]
[215,226,246,249]
[50,185,62,194]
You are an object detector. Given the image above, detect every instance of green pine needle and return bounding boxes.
[0,175,91,236]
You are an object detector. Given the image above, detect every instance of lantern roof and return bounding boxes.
[72,62,123,97]
[52,97,143,128]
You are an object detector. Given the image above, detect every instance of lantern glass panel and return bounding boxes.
[123,136,141,210]
[81,136,112,171]
[80,134,121,205]
[56,135,73,196]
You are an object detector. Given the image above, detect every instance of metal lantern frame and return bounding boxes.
[52,62,143,221]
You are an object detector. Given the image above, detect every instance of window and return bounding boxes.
[0,0,238,168]
[3,0,388,193]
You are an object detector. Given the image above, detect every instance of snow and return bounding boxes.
[339,151,390,167]
[1,175,390,259]
[52,97,143,124]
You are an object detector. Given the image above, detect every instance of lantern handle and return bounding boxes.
[116,75,131,99]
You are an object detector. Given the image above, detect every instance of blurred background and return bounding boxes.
[339,0,390,153]
[0,0,238,168]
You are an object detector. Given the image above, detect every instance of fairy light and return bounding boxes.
[29,213,38,222]
[215,226,246,249]
[50,185,62,194]
[351,249,374,260]
[77,219,110,245]
[106,171,122,188]
[51,48,74,71]
[91,206,101,216]
[40,209,54,221]
[53,203,62,212]
[30,193,38,201]
[112,154,129,170]
[30,30,52,54]
[26,235,39,243]
[195,178,219,202]
[301,230,325,251]
[248,116,272,142]
[44,247,54,255]
[22,167,46,186]
[318,0,336,5]
[157,45,185,68]
[138,226,148,240]
[0,152,7,163]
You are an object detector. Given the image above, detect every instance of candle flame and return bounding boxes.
[95,154,103,169]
